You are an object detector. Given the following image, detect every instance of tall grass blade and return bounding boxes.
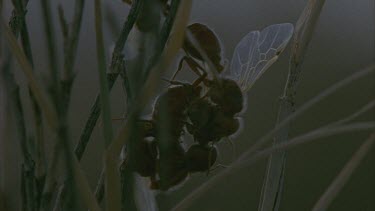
[75,0,142,161]
[107,0,192,158]
[2,17,101,211]
[94,0,117,210]
[103,1,191,210]
[259,0,327,210]
[1,19,58,130]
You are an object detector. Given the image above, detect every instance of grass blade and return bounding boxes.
[107,0,192,157]
[242,122,375,167]
[94,0,117,210]
[2,19,58,130]
[52,1,144,208]
[2,16,101,211]
[102,3,192,209]
[41,0,60,100]
[326,100,375,127]
[259,0,327,210]
[75,0,142,161]
[172,64,374,210]
[312,133,375,211]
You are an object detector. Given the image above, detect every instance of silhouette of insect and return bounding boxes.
[149,77,207,190]
[124,120,159,190]
[128,23,294,191]
[182,23,294,146]
[152,80,202,140]
[154,141,189,190]
[182,23,225,74]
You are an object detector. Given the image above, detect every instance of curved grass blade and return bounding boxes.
[312,133,375,211]
[172,64,374,210]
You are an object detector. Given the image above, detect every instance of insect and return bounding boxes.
[181,23,225,75]
[124,120,159,189]
[183,23,294,147]
[128,22,294,191]
[148,77,206,190]
[151,80,203,140]
[154,141,189,190]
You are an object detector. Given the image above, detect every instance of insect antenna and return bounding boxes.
[161,78,187,86]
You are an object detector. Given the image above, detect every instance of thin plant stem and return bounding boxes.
[243,122,375,166]
[38,1,59,206]
[94,0,113,149]
[89,1,187,208]
[75,0,142,161]
[259,0,327,210]
[3,16,101,211]
[1,48,36,211]
[0,52,33,173]
[94,169,105,202]
[7,6,47,206]
[60,0,85,113]
[3,68,37,210]
[325,100,375,127]
[141,0,180,81]
[8,2,46,209]
[10,2,45,170]
[94,0,118,209]
[312,133,375,211]
[101,3,191,210]
[52,1,143,210]
[11,0,34,66]
[58,5,68,38]
[172,121,375,211]
[40,0,60,103]
[107,0,191,161]
[240,64,374,162]
[52,185,66,211]
[2,19,59,139]
[172,64,374,210]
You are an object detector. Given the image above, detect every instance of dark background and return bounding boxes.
[1,0,374,210]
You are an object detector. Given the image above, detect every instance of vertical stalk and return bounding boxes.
[75,0,142,161]
[60,0,85,112]
[259,1,326,210]
[94,0,118,210]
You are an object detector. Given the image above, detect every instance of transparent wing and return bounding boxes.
[227,23,294,92]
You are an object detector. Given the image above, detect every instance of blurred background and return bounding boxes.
[1,0,374,210]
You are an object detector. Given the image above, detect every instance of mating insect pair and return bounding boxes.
[127,22,294,191]
[126,120,217,191]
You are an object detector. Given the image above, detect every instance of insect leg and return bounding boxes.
[224,137,237,162]
[170,55,192,81]
[172,55,207,80]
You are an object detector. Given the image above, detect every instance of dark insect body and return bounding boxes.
[147,79,213,190]
[183,23,224,73]
[156,142,188,190]
[186,144,218,173]
[124,22,294,191]
[205,78,244,116]
[152,82,202,140]
[130,138,158,177]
